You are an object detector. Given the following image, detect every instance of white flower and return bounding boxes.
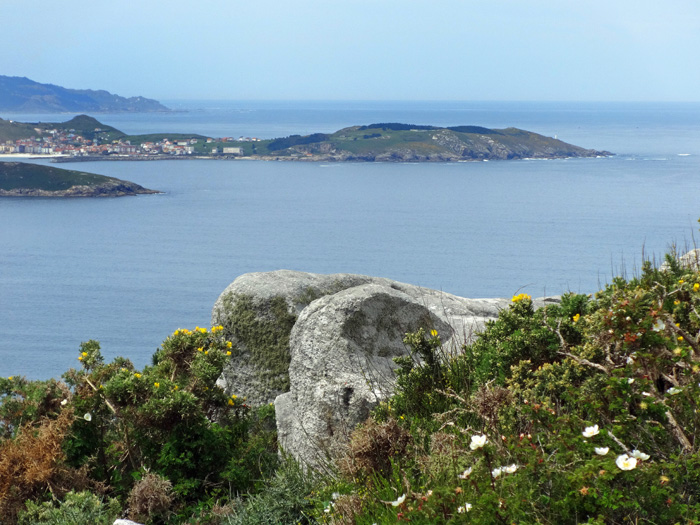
[504,464,518,474]
[626,356,635,364]
[470,434,488,450]
[594,447,610,456]
[60,399,68,406]
[630,449,650,461]
[642,392,652,397]
[457,503,473,513]
[616,454,638,471]
[331,492,340,500]
[582,425,600,438]
[83,413,92,422]
[391,494,406,507]
[627,378,635,384]
[652,319,665,332]
[492,467,503,478]
[667,387,682,396]
[458,467,472,479]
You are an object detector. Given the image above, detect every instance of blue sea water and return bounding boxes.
[1,101,700,379]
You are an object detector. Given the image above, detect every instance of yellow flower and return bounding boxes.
[640,401,648,410]
[226,341,233,349]
[573,313,580,323]
[226,351,232,356]
[78,356,83,361]
[512,293,531,303]
[678,336,684,341]
[197,347,204,352]
[134,373,141,378]
[430,329,438,337]
[174,385,179,390]
[228,399,234,406]
[81,352,88,357]
[154,382,160,388]
[674,300,681,305]
[679,279,685,284]
[232,394,237,399]
[205,350,209,355]
[7,376,12,380]
[198,327,207,333]
[674,347,683,356]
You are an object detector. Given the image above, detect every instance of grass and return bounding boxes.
[0,162,120,191]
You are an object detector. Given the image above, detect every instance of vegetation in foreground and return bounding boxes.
[2,245,700,523]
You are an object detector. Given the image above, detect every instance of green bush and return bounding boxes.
[0,325,279,524]
[18,491,120,525]
[322,255,700,524]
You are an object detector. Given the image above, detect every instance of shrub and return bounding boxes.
[17,490,120,525]
[326,254,700,523]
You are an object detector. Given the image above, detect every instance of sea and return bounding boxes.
[1,100,699,379]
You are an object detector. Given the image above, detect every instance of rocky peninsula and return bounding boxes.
[0,115,611,162]
[0,162,159,197]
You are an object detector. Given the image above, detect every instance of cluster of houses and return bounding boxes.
[0,126,259,157]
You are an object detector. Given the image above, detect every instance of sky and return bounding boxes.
[2,0,700,102]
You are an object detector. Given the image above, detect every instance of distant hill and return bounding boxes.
[0,162,159,197]
[0,75,170,113]
[0,114,126,142]
[242,123,612,161]
[0,114,611,162]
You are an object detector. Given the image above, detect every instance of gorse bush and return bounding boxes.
[0,326,278,524]
[318,253,700,524]
[5,247,700,524]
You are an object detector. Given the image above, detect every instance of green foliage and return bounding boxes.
[18,490,120,525]
[323,254,700,524]
[1,325,279,524]
[225,458,317,525]
[216,293,297,393]
[0,162,126,191]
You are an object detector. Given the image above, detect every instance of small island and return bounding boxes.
[0,115,611,163]
[0,162,159,197]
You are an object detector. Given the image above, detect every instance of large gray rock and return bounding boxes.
[212,270,559,466]
[212,270,557,407]
[211,271,391,405]
[275,284,453,466]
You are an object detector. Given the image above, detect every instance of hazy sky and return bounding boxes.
[3,0,699,101]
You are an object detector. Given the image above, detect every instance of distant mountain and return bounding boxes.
[0,75,170,113]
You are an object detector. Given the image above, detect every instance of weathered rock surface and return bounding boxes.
[213,270,559,465]
[276,283,455,466]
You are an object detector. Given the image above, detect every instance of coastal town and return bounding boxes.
[0,123,261,157]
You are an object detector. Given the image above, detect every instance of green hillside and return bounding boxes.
[0,161,156,196]
[0,114,125,142]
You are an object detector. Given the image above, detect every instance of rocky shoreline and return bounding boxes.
[0,180,160,197]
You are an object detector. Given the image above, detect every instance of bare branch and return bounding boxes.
[557,351,610,374]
